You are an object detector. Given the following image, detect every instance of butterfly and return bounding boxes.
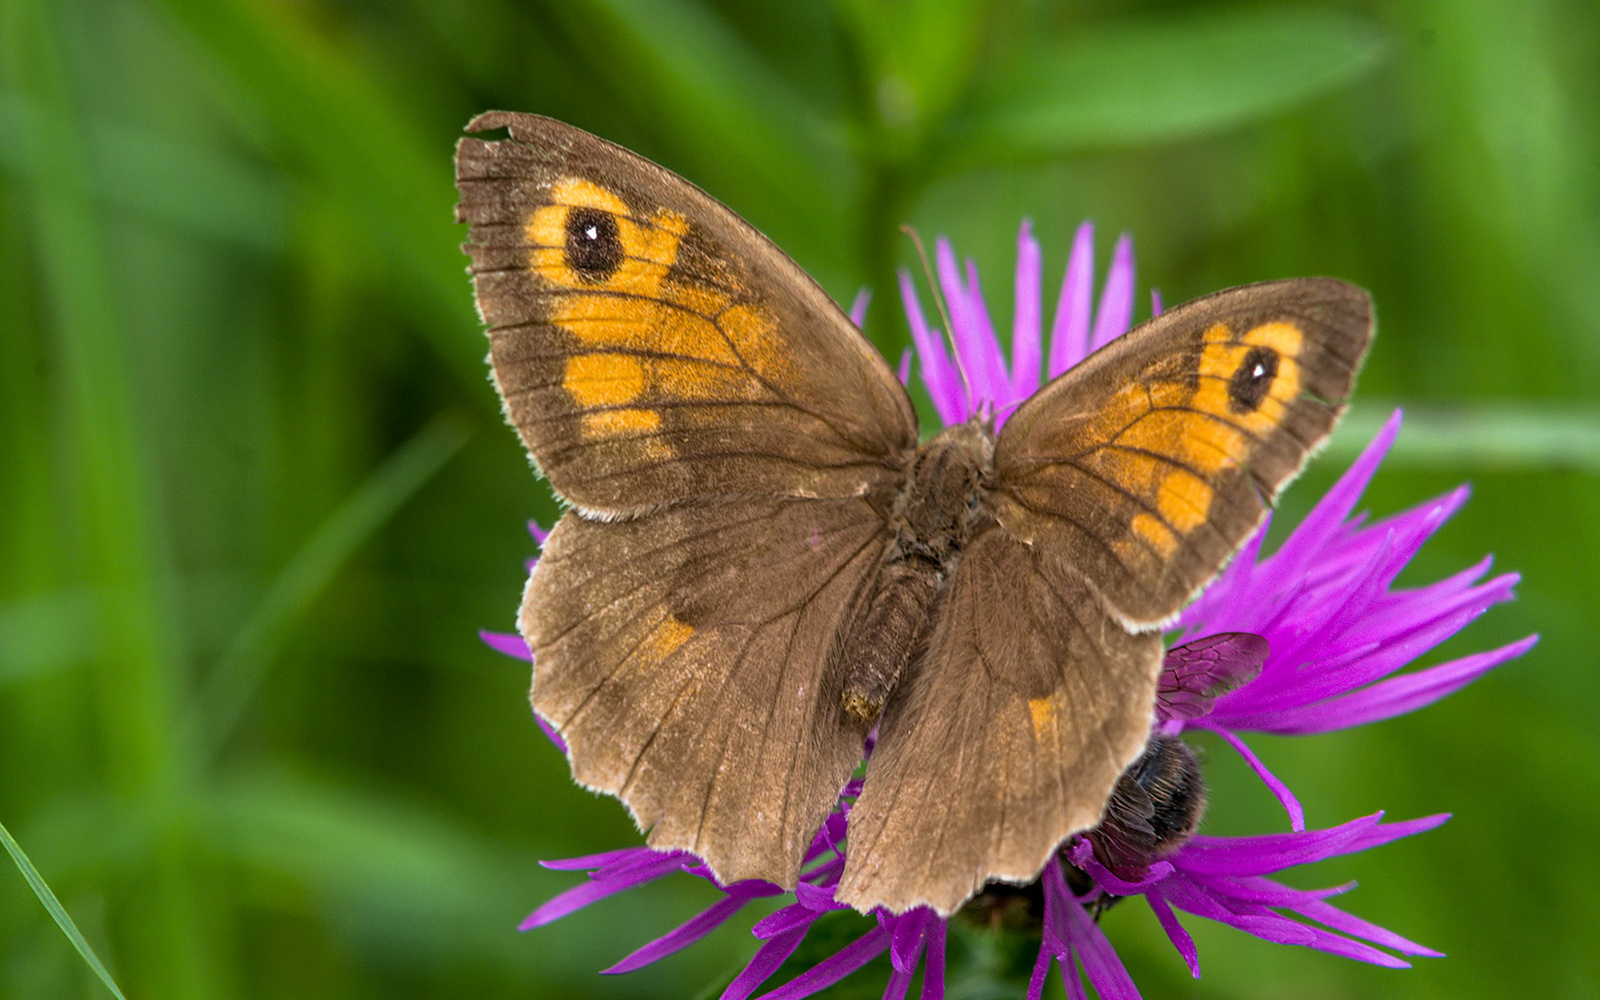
[454,112,1373,916]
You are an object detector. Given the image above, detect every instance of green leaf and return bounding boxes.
[0,818,129,1000]
[956,7,1388,156]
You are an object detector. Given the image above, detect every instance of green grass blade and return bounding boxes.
[199,412,474,755]
[956,7,1388,157]
[0,818,129,1000]
[1329,403,1600,471]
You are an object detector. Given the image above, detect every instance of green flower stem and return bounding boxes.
[1330,403,1600,472]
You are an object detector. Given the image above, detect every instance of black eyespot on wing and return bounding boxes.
[1227,346,1278,414]
[564,206,623,282]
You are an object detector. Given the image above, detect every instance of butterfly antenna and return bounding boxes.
[901,224,973,414]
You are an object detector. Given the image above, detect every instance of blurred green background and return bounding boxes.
[2,0,1596,997]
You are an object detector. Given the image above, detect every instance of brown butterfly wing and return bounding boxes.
[455,112,917,515]
[527,495,887,887]
[991,278,1373,628]
[458,114,924,887]
[837,526,1161,915]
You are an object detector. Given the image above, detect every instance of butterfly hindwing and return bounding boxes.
[837,526,1162,914]
[526,496,886,887]
[990,278,1372,628]
[456,112,917,516]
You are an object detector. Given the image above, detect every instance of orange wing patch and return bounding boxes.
[523,177,799,450]
[1193,321,1304,440]
[1090,319,1307,565]
[1027,692,1061,742]
[643,615,694,666]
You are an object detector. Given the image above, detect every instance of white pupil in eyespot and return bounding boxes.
[585,225,598,240]
[1252,363,1266,378]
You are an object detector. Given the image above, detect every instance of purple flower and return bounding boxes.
[485,221,1535,998]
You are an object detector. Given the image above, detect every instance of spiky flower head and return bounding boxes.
[486,221,1533,998]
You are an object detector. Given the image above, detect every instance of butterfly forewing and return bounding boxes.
[455,112,917,516]
[990,278,1372,628]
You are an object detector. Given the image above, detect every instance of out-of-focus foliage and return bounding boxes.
[0,0,1595,997]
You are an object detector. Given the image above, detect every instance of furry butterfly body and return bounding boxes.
[455,112,1372,915]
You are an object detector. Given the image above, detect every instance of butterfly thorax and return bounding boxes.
[840,420,994,722]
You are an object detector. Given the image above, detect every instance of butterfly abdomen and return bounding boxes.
[840,422,995,721]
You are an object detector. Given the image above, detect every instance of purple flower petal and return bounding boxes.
[1067,839,1172,895]
[756,924,892,1000]
[1160,878,1318,946]
[1167,873,1413,968]
[533,713,566,752]
[1012,220,1043,396]
[1058,885,1142,1000]
[796,881,848,912]
[1040,862,1140,1000]
[1183,872,1353,907]
[850,288,872,328]
[604,893,752,973]
[1048,222,1094,377]
[889,908,932,973]
[899,269,963,425]
[1088,233,1134,351]
[754,901,827,940]
[1293,924,1413,968]
[1207,727,1305,831]
[883,910,930,1000]
[527,518,549,546]
[1291,895,1444,957]
[936,240,1005,412]
[897,349,912,386]
[920,920,946,1000]
[1178,813,1396,876]
[1261,635,1538,733]
[1145,890,1199,977]
[882,964,915,1000]
[538,846,654,872]
[934,240,983,411]
[965,257,1014,410]
[479,629,530,662]
[1064,958,1089,1000]
[724,925,809,1000]
[522,850,686,927]
[1026,941,1051,1000]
